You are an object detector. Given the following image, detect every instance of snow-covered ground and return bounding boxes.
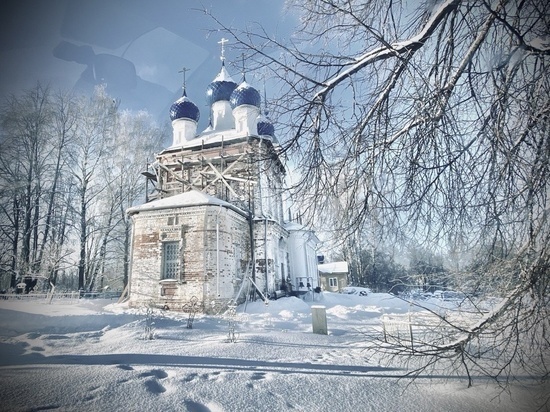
[0,291,546,411]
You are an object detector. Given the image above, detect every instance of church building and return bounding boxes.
[126,44,319,313]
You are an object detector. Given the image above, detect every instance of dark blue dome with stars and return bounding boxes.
[230,81,261,109]
[206,65,238,106]
[170,92,200,122]
[257,114,275,137]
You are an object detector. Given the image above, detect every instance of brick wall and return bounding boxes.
[128,205,250,313]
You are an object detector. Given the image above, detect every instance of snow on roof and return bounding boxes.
[318,261,349,274]
[213,65,235,83]
[182,128,247,149]
[165,127,277,152]
[127,190,247,216]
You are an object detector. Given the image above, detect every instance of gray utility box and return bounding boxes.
[311,305,328,335]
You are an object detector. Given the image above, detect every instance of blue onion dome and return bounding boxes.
[257,113,275,137]
[206,65,238,106]
[230,80,261,109]
[170,90,200,122]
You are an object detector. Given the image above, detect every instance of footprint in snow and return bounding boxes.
[138,368,169,394]
[183,399,212,412]
[182,373,198,382]
[139,369,168,379]
[250,372,266,381]
[144,379,166,394]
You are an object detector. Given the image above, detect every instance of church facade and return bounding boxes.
[126,53,319,313]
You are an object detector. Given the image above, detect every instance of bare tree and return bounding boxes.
[0,84,52,276]
[211,0,550,396]
[0,133,24,289]
[0,82,164,293]
[67,85,118,291]
[0,83,61,289]
[35,90,77,280]
[85,109,164,291]
[107,110,164,289]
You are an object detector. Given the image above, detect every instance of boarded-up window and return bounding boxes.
[162,241,179,279]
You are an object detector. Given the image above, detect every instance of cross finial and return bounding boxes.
[178,66,190,96]
[218,38,229,63]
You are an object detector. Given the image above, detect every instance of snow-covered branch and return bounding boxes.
[313,0,461,101]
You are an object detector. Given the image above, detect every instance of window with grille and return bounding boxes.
[167,216,179,226]
[162,241,179,279]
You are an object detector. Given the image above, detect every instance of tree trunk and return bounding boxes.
[37,128,67,273]
[87,211,113,292]
[10,196,20,288]
[31,183,40,271]
[22,161,33,268]
[78,183,87,290]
